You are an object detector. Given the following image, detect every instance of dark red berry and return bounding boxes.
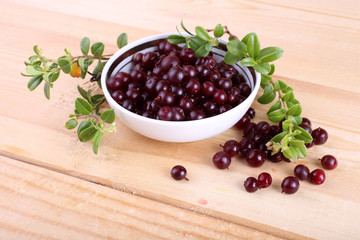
[243,122,256,136]
[281,176,300,194]
[171,107,185,121]
[320,155,338,170]
[246,108,256,119]
[157,90,175,106]
[212,151,231,169]
[244,177,259,193]
[246,149,266,167]
[171,165,188,180]
[270,152,283,163]
[213,89,227,104]
[160,55,181,72]
[239,138,254,157]
[310,169,326,185]
[180,48,196,65]
[183,65,196,78]
[294,164,310,180]
[111,90,125,104]
[189,109,206,120]
[142,51,158,69]
[302,117,312,128]
[312,127,328,145]
[222,140,240,157]
[305,141,314,148]
[132,52,143,64]
[255,121,271,135]
[236,114,251,129]
[257,172,272,188]
[299,123,312,135]
[185,78,201,95]
[168,66,186,84]
[158,106,173,121]
[201,81,216,97]
[178,97,193,113]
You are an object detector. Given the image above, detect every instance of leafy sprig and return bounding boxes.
[168,21,312,162]
[22,33,128,154]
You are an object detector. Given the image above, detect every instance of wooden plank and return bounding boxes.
[0,155,285,240]
[0,1,359,240]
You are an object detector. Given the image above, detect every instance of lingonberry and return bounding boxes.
[243,122,256,136]
[258,172,272,188]
[255,121,271,135]
[188,109,206,120]
[212,151,231,169]
[320,155,338,170]
[171,165,188,181]
[221,140,240,157]
[239,138,254,157]
[201,81,216,97]
[179,48,196,65]
[246,149,266,167]
[270,152,283,163]
[158,106,173,121]
[281,176,300,194]
[294,164,310,180]
[310,169,326,185]
[302,117,312,128]
[244,177,259,193]
[236,114,251,129]
[213,89,228,105]
[312,127,328,145]
[246,107,256,119]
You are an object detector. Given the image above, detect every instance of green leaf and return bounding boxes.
[78,58,85,70]
[282,91,295,102]
[91,42,105,58]
[267,100,281,114]
[27,75,43,91]
[195,26,212,41]
[117,33,128,49]
[260,74,272,88]
[100,109,116,124]
[227,40,247,57]
[223,51,241,65]
[293,125,313,143]
[188,36,208,50]
[290,115,302,125]
[294,144,307,158]
[57,57,71,74]
[258,47,284,62]
[92,130,104,154]
[75,98,93,115]
[268,64,275,75]
[253,62,271,74]
[214,24,224,37]
[240,57,256,67]
[48,71,60,82]
[33,45,40,55]
[77,120,91,136]
[241,33,252,45]
[29,55,37,64]
[65,119,78,129]
[271,131,287,143]
[26,65,42,75]
[181,20,194,36]
[273,80,288,91]
[281,119,293,131]
[167,35,186,44]
[80,37,90,55]
[287,104,302,116]
[268,109,286,122]
[257,85,276,104]
[282,147,298,162]
[91,94,105,105]
[43,83,50,99]
[78,125,97,142]
[195,42,212,57]
[77,85,89,101]
[247,33,260,58]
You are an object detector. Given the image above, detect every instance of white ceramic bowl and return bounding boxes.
[101,33,260,142]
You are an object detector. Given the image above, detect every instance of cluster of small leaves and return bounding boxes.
[168,22,312,162]
[22,33,128,98]
[23,33,128,154]
[167,20,224,57]
[65,86,117,154]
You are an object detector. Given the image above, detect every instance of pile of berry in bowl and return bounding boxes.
[101,33,260,142]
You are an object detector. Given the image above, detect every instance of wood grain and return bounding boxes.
[0,155,286,240]
[0,0,359,239]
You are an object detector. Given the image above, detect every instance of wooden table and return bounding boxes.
[1,1,359,239]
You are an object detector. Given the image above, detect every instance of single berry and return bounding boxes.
[243,122,256,136]
[158,106,173,121]
[257,172,272,188]
[302,117,312,128]
[320,155,338,170]
[299,123,312,135]
[294,164,310,180]
[212,151,231,169]
[305,141,314,148]
[239,138,254,157]
[221,140,240,157]
[171,165,188,180]
[246,107,256,119]
[255,121,271,135]
[281,176,300,194]
[236,114,251,129]
[312,127,328,145]
[244,177,259,193]
[270,152,283,163]
[213,89,228,105]
[310,169,326,185]
[246,149,266,167]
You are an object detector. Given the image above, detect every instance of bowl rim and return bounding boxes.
[101,32,261,127]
